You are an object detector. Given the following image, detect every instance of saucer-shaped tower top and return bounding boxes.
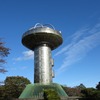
[22,23,63,50]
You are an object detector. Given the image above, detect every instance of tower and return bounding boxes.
[22,23,63,84]
[19,23,68,99]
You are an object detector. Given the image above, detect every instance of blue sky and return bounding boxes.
[0,0,100,88]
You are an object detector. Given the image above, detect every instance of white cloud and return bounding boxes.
[14,50,34,61]
[72,26,89,42]
[21,66,28,69]
[54,26,90,56]
[55,22,100,73]
[54,43,73,56]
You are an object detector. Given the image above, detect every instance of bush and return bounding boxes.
[43,89,61,100]
[81,88,100,100]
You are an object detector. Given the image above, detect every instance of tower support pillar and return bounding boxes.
[34,44,52,84]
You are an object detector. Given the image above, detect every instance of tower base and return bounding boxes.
[19,83,68,99]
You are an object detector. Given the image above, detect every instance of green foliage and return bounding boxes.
[81,88,100,100]
[81,88,96,97]
[0,85,6,100]
[5,76,30,86]
[62,82,100,100]
[96,82,100,90]
[43,89,61,100]
[0,76,31,100]
[62,85,82,96]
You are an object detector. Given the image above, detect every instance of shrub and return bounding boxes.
[43,89,61,100]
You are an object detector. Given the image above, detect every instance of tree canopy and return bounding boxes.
[96,82,100,90]
[0,39,10,73]
[81,88,100,100]
[0,76,31,100]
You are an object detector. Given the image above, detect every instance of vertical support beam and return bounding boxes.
[34,44,52,84]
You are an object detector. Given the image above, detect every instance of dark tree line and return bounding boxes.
[62,83,86,97]
[81,88,100,100]
[62,82,100,99]
[1,77,100,100]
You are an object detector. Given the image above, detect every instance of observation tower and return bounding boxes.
[22,23,63,84]
[19,23,68,99]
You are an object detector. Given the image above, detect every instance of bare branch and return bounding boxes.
[0,39,10,73]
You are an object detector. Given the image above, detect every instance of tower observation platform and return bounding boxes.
[22,23,63,50]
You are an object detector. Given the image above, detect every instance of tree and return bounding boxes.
[96,82,100,90]
[0,85,6,100]
[76,83,86,89]
[0,39,10,73]
[62,85,82,96]
[0,76,31,100]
